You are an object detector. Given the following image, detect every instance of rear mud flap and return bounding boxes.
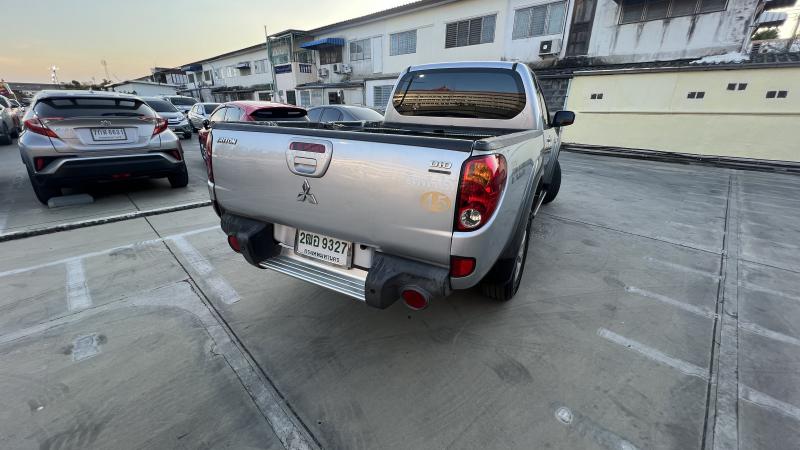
[221,214,282,267]
[365,253,451,309]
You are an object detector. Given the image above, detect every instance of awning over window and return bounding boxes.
[236,62,251,69]
[300,38,346,49]
[182,64,203,72]
[757,11,788,27]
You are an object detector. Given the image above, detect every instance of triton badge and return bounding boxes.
[217,137,237,145]
[297,179,318,204]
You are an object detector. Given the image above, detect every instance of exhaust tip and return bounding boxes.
[401,288,430,310]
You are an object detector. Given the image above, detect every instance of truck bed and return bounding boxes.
[214,120,531,152]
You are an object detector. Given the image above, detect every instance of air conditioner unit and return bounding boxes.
[340,64,352,74]
[333,63,351,74]
[318,67,329,78]
[539,39,562,56]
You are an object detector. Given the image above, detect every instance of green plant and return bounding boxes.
[752,29,780,40]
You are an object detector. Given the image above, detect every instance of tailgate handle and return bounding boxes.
[286,138,333,178]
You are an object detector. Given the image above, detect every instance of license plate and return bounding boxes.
[295,230,352,267]
[91,128,126,141]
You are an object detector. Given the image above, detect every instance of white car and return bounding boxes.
[0,95,20,145]
[161,95,198,115]
[187,102,221,131]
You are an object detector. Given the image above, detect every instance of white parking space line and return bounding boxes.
[644,257,721,280]
[739,321,800,348]
[625,286,717,319]
[65,259,92,311]
[0,225,219,279]
[171,236,240,305]
[597,328,709,380]
[739,281,800,303]
[739,384,800,423]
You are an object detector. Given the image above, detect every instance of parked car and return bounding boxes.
[307,105,384,122]
[0,95,20,144]
[205,61,574,310]
[162,95,198,115]
[187,102,220,131]
[198,101,308,160]
[19,90,188,204]
[141,97,193,139]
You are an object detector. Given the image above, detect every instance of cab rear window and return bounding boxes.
[250,108,308,122]
[34,97,155,118]
[392,68,526,120]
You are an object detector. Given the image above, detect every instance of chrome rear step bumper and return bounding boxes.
[260,247,367,301]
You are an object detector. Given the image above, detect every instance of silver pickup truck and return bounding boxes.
[206,61,574,309]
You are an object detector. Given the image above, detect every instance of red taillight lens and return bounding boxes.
[34,157,46,171]
[24,118,59,138]
[289,142,326,153]
[455,154,507,231]
[205,133,214,182]
[170,150,182,161]
[152,117,168,136]
[227,235,241,253]
[450,256,476,277]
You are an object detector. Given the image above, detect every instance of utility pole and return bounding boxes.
[265,25,278,102]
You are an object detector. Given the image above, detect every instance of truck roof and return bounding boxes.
[406,60,518,73]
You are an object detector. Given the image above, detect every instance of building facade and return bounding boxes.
[175,0,782,109]
[180,44,275,102]
[109,80,179,96]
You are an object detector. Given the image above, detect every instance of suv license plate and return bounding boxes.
[91,128,127,141]
[295,230,352,268]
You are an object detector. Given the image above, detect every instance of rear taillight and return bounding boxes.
[205,133,214,182]
[170,150,182,161]
[454,154,507,231]
[24,118,59,138]
[34,157,46,171]
[152,117,168,136]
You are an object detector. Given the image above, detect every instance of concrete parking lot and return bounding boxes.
[0,147,798,449]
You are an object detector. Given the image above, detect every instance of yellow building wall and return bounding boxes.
[562,67,800,162]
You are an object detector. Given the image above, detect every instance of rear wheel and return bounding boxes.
[542,159,561,204]
[26,165,60,204]
[0,124,12,145]
[182,131,192,140]
[168,163,189,188]
[480,213,532,301]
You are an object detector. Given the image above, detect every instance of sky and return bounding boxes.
[0,0,414,83]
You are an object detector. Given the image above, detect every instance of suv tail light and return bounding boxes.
[24,118,60,138]
[454,154,507,231]
[152,117,168,136]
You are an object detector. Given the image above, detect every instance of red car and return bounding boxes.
[198,101,308,159]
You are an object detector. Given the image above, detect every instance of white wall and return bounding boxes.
[588,0,759,62]
[112,82,178,96]
[200,48,274,88]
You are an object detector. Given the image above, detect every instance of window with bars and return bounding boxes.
[373,85,393,108]
[445,14,497,48]
[299,91,311,107]
[390,30,417,56]
[619,0,727,24]
[319,47,343,65]
[350,39,372,61]
[512,1,567,39]
[253,59,269,74]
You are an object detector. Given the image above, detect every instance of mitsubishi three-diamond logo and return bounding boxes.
[297,179,318,204]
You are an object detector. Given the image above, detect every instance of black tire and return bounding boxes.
[26,165,60,204]
[0,124,12,145]
[10,127,20,138]
[542,158,561,204]
[183,132,192,140]
[480,214,532,301]
[168,163,189,188]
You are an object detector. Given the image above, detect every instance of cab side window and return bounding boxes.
[225,107,243,122]
[307,108,323,122]
[208,107,226,123]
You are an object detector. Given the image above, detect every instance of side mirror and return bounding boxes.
[551,110,575,128]
[202,119,210,129]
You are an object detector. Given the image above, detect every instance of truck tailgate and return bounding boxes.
[211,127,474,267]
